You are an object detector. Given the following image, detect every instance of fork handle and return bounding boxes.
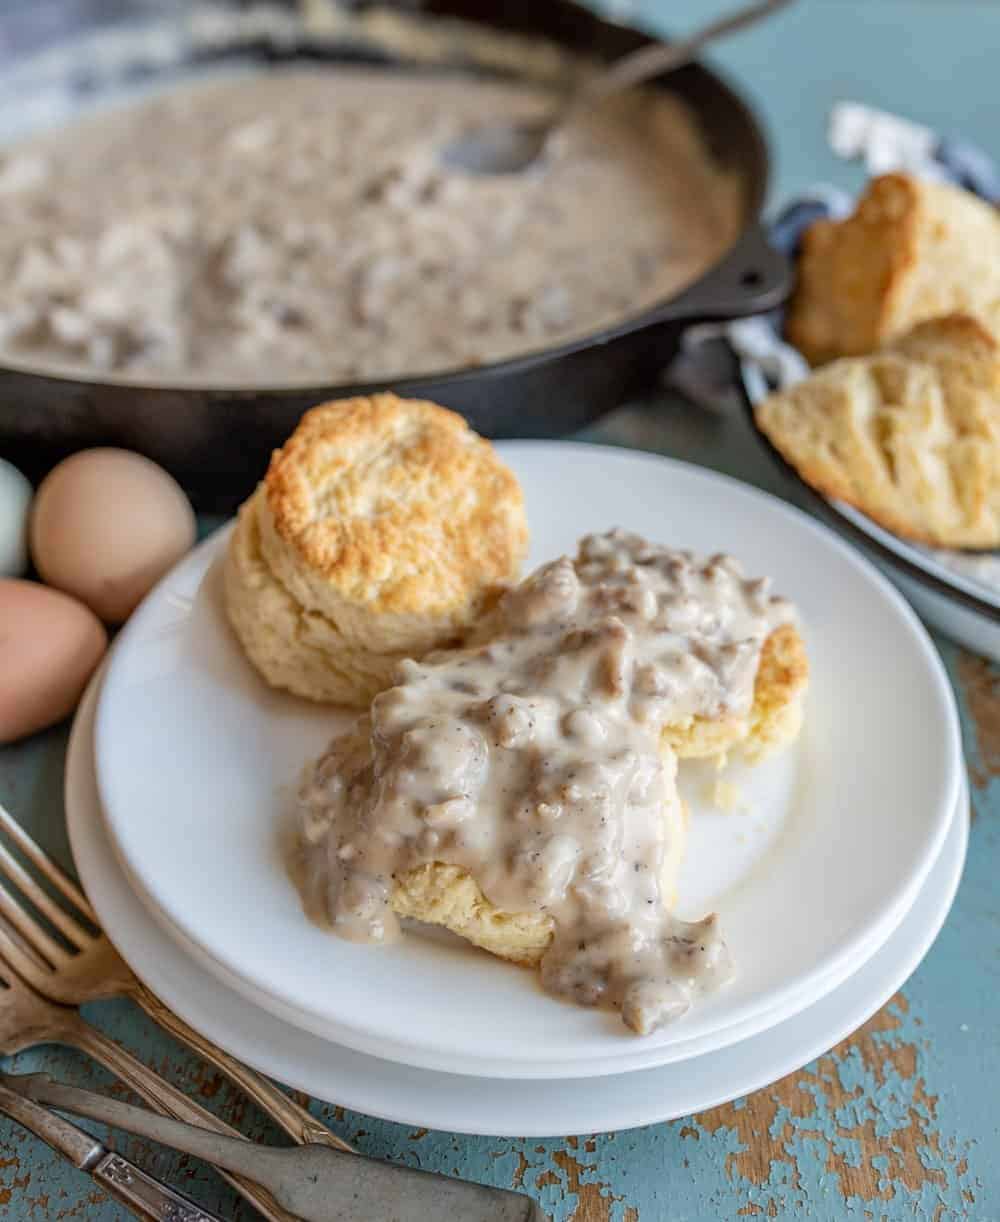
[131,979,353,1152]
[0,1081,224,1221]
[90,1152,223,1222]
[53,1012,301,1222]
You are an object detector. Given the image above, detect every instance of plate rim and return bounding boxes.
[93,441,964,1076]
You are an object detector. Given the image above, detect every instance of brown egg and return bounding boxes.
[30,448,196,623]
[0,580,107,744]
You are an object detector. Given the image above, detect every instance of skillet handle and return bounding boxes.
[648,224,792,324]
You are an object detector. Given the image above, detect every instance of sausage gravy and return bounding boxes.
[297,531,796,1034]
[0,68,740,384]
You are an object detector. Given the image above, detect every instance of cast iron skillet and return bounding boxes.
[0,0,789,511]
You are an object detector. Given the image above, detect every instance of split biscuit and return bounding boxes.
[389,623,807,965]
[787,173,1000,366]
[757,314,1000,549]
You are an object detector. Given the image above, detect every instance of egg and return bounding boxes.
[0,580,107,743]
[30,448,196,623]
[0,456,32,577]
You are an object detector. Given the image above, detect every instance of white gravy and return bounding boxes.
[297,531,795,1034]
[0,68,741,384]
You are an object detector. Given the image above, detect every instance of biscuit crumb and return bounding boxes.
[708,779,747,814]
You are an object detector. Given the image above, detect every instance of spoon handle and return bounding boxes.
[11,1075,283,1193]
[578,0,796,108]
[0,1082,225,1222]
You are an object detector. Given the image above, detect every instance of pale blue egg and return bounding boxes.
[0,457,32,577]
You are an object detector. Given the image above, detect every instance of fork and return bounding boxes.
[0,803,353,1155]
[0,958,303,1220]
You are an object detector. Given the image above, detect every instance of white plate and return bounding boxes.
[81,651,922,1080]
[69,671,968,1136]
[93,443,962,1078]
[835,504,1000,664]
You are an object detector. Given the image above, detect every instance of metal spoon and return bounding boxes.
[2,1070,542,1222]
[442,0,796,175]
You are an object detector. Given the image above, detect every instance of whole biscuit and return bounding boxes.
[225,394,528,705]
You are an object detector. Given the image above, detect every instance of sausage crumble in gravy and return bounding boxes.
[297,531,796,1034]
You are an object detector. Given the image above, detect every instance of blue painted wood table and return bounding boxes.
[2,1,999,1217]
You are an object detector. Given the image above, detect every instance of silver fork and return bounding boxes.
[0,956,298,1220]
[0,802,352,1155]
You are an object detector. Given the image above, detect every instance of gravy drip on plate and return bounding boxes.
[298,531,794,1033]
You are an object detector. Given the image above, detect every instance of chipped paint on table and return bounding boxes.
[2,395,998,1221]
[3,2,1000,1218]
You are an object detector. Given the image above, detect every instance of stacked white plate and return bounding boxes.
[66,444,967,1136]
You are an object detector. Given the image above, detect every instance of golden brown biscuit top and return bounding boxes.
[264,394,528,613]
[786,173,1000,366]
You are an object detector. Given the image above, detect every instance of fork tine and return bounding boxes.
[0,914,53,979]
[0,804,97,924]
[0,877,68,964]
[0,840,87,952]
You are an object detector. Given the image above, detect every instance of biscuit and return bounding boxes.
[756,313,1000,549]
[786,174,1000,366]
[225,394,528,705]
[662,622,808,763]
[388,624,805,964]
[391,769,689,968]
